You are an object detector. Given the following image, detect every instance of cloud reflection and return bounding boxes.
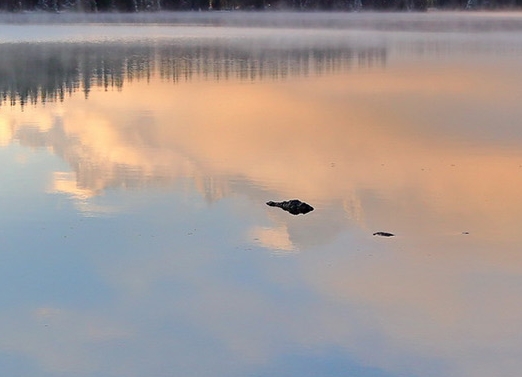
[3,42,522,243]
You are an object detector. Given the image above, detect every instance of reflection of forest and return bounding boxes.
[0,41,386,107]
[0,43,153,107]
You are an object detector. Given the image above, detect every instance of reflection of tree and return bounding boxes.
[159,44,386,82]
[0,41,386,107]
[0,43,155,107]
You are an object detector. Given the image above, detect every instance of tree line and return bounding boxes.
[1,0,520,13]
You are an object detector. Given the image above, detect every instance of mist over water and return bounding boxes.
[2,10,522,29]
[1,12,522,377]
[2,12,522,107]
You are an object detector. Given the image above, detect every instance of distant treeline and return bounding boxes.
[2,0,520,12]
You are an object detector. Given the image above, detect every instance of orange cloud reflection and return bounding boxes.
[3,58,522,245]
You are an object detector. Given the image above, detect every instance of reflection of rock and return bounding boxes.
[266,200,314,215]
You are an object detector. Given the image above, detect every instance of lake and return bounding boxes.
[1,11,522,377]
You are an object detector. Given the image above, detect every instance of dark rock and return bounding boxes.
[266,199,314,215]
[373,232,395,237]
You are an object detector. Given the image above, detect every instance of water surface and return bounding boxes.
[1,12,522,377]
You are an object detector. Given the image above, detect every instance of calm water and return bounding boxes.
[1,12,522,377]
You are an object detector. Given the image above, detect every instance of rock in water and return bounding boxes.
[373,232,395,237]
[266,199,314,215]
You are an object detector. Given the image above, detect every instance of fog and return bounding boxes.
[1,10,522,31]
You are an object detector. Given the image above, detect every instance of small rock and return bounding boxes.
[266,199,314,215]
[373,232,395,237]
